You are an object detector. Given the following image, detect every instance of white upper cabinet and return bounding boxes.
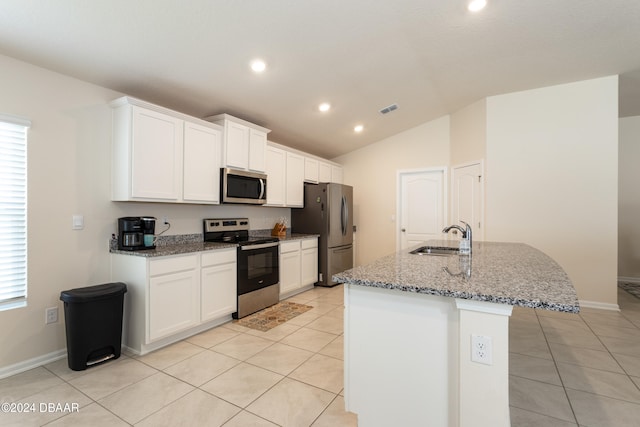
[331,164,343,184]
[111,97,222,204]
[206,114,270,173]
[318,162,332,183]
[304,157,319,183]
[286,151,304,207]
[183,122,221,203]
[265,145,286,206]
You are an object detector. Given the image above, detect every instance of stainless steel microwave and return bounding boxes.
[220,168,267,205]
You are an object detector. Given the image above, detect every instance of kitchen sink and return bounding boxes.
[409,246,459,256]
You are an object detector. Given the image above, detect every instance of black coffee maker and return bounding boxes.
[118,217,156,251]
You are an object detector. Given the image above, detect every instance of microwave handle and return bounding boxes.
[259,178,265,199]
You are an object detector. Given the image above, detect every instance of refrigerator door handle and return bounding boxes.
[341,196,347,236]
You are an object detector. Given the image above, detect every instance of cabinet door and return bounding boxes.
[183,122,221,203]
[286,151,305,207]
[225,122,249,170]
[201,262,237,321]
[265,146,286,206]
[304,158,319,183]
[249,129,267,172]
[318,162,332,183]
[131,106,183,200]
[280,250,301,295]
[149,270,199,341]
[301,247,318,286]
[331,165,343,184]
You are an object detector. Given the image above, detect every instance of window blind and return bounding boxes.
[0,116,29,310]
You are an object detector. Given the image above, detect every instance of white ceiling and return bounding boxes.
[1,0,639,158]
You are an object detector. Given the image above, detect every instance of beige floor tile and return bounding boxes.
[543,329,606,351]
[7,382,92,427]
[318,335,344,360]
[591,323,640,340]
[45,356,118,382]
[135,389,240,427]
[549,341,624,373]
[539,316,591,335]
[223,410,279,426]
[613,352,640,376]
[509,406,577,426]
[285,309,322,327]
[324,306,345,321]
[135,341,204,370]
[580,312,636,329]
[98,372,193,424]
[246,377,335,427]
[509,376,575,422]
[47,402,129,426]
[163,349,239,386]
[511,306,538,319]
[185,325,239,348]
[69,357,157,400]
[305,315,344,335]
[509,333,553,360]
[568,388,640,427]
[289,353,344,393]
[312,395,358,427]
[200,362,283,408]
[535,309,582,321]
[0,366,63,402]
[509,353,562,385]
[223,322,255,333]
[305,300,340,315]
[246,342,314,375]
[244,322,301,341]
[212,334,274,361]
[280,327,338,352]
[556,362,640,403]
[600,335,640,357]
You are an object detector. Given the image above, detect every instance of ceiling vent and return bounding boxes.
[379,103,398,115]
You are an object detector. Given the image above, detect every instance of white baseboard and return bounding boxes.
[579,299,620,312]
[618,276,640,285]
[0,349,66,380]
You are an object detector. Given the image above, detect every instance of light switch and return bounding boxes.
[72,215,84,230]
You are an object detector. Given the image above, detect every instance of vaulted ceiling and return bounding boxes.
[1,0,639,158]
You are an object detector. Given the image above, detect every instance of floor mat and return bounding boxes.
[619,282,640,299]
[234,301,313,332]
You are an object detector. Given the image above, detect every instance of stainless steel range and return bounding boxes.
[203,218,279,319]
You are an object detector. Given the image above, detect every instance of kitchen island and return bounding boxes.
[333,240,579,427]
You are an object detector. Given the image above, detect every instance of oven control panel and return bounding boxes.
[204,218,249,233]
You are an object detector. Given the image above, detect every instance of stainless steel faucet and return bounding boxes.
[442,221,472,252]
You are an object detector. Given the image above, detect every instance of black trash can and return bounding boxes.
[60,282,127,371]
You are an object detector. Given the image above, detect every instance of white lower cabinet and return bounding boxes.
[149,267,199,342]
[201,249,237,321]
[279,237,318,297]
[111,247,237,355]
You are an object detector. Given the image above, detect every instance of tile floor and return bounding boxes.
[3,285,640,426]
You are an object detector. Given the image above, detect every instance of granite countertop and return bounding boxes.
[333,240,579,313]
[109,232,319,257]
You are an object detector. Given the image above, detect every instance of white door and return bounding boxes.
[451,162,484,240]
[398,169,446,250]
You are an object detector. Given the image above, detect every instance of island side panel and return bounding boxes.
[344,284,459,427]
[455,299,513,427]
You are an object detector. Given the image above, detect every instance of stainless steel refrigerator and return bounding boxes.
[292,183,353,287]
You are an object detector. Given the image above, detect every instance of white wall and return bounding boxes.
[485,76,619,307]
[333,117,450,266]
[619,116,640,281]
[0,53,288,375]
[450,99,487,167]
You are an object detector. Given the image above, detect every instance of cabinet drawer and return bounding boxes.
[201,248,237,267]
[301,238,318,250]
[149,254,197,276]
[280,240,300,254]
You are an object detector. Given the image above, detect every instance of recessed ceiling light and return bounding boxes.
[354,124,364,133]
[250,59,266,73]
[318,103,331,112]
[467,0,487,12]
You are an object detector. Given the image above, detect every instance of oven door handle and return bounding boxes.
[240,242,279,250]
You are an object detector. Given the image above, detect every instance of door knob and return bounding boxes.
[401,228,406,232]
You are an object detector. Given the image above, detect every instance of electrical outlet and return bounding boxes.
[162,216,169,225]
[471,334,492,365]
[45,307,58,324]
